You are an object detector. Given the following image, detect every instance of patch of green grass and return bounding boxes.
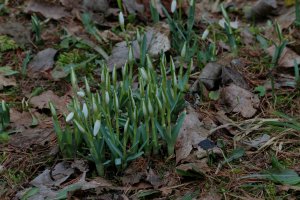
[56,49,88,67]
[248,54,271,74]
[275,91,300,112]
[4,169,27,186]
[0,35,18,52]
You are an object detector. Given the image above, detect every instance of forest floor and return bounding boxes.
[0,0,300,199]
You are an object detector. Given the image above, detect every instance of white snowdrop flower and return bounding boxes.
[1,100,6,111]
[66,112,74,122]
[93,102,97,111]
[70,68,77,88]
[92,96,97,111]
[82,103,88,119]
[189,0,194,6]
[77,90,85,97]
[201,29,209,40]
[119,12,124,28]
[105,91,110,105]
[171,0,177,13]
[93,120,101,137]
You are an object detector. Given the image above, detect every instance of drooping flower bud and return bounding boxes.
[119,12,124,30]
[1,100,6,112]
[82,103,88,119]
[66,112,74,122]
[70,68,77,89]
[92,95,97,111]
[77,90,85,97]
[93,120,101,137]
[140,67,148,81]
[171,0,177,13]
[201,29,209,40]
[189,0,194,6]
[105,91,110,105]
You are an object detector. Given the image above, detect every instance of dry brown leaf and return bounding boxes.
[10,109,35,131]
[107,23,170,71]
[24,0,70,20]
[123,0,145,15]
[267,46,300,68]
[60,0,82,10]
[199,62,223,90]
[99,30,122,43]
[0,74,16,90]
[0,21,30,46]
[30,90,69,114]
[146,168,162,189]
[220,84,260,118]
[28,48,57,74]
[83,0,109,13]
[276,7,295,30]
[175,107,210,164]
[9,127,53,148]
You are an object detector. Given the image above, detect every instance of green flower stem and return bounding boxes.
[167,142,175,157]
[151,116,158,154]
[145,116,150,156]
[166,107,173,156]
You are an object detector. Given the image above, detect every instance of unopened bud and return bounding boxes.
[171,0,177,13]
[93,120,101,137]
[82,103,88,119]
[66,112,74,122]
[140,67,148,81]
[119,12,124,29]
[105,91,110,105]
[201,29,209,40]
[77,90,85,97]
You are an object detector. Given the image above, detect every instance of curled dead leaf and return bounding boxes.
[220,84,260,118]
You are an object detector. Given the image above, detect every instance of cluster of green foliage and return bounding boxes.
[0,101,10,142]
[0,35,18,52]
[51,53,190,176]
[56,49,88,67]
